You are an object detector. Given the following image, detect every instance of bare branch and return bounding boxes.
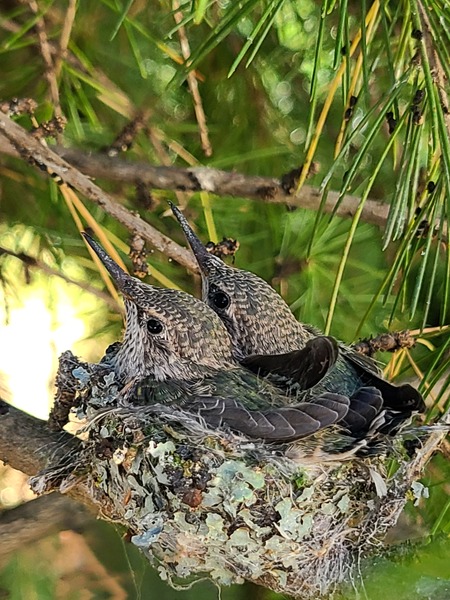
[56,150,391,227]
[0,494,90,563]
[53,148,396,228]
[27,0,62,118]
[0,400,78,475]
[417,1,450,141]
[54,0,77,80]
[0,113,199,273]
[173,0,213,157]
[0,399,99,513]
[0,127,391,230]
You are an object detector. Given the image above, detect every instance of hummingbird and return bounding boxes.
[170,203,425,434]
[82,232,359,443]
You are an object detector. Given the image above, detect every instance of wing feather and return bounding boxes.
[242,336,339,390]
[191,392,349,441]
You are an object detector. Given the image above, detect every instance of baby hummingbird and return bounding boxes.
[170,204,425,435]
[83,232,355,443]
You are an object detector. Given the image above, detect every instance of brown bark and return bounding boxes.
[0,113,198,273]
[0,494,91,563]
[0,400,96,511]
[0,113,391,247]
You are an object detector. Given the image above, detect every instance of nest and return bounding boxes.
[32,350,444,599]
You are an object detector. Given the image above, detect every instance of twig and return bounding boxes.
[53,0,77,81]
[353,330,416,357]
[397,408,450,487]
[146,127,189,208]
[417,1,450,141]
[27,0,62,118]
[0,112,198,273]
[106,110,151,156]
[0,246,121,310]
[172,0,212,157]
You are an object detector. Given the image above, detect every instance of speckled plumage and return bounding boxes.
[83,232,356,443]
[171,204,425,432]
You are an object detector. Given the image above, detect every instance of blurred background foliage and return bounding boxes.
[0,0,449,598]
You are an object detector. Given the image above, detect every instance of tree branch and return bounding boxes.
[56,147,391,226]
[0,400,77,475]
[0,494,90,563]
[417,1,450,142]
[0,400,97,512]
[0,116,392,239]
[0,399,93,562]
[0,113,198,273]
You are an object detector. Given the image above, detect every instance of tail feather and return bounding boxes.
[344,351,425,412]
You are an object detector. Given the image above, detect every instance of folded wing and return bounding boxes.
[242,336,339,391]
[191,392,350,441]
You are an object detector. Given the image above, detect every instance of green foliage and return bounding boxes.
[1,0,448,414]
[0,1,449,595]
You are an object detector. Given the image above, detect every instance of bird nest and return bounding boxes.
[31,350,440,599]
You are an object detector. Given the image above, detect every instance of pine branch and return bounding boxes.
[0,119,391,233]
[0,113,198,273]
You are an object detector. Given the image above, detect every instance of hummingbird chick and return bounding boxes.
[170,204,425,435]
[82,233,356,443]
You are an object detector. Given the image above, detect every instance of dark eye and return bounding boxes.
[212,291,230,310]
[147,318,164,334]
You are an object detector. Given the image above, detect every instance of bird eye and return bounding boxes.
[211,291,230,310]
[147,318,164,334]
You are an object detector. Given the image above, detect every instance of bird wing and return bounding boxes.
[190,392,350,442]
[242,336,339,391]
[341,346,382,376]
[342,386,384,435]
[342,349,425,412]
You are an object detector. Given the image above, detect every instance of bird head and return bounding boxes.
[83,232,235,382]
[170,204,308,358]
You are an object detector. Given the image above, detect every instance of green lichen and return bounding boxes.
[31,351,434,600]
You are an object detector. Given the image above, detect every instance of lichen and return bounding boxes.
[31,351,433,599]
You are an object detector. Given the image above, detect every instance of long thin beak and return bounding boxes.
[169,202,219,275]
[82,232,140,298]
